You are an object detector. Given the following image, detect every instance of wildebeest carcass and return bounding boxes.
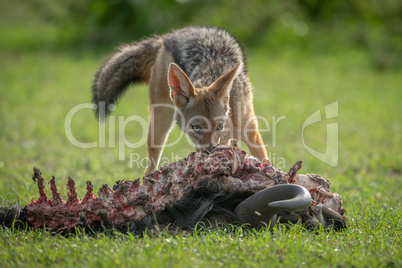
[0,143,346,234]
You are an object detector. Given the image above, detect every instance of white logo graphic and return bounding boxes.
[302,101,338,167]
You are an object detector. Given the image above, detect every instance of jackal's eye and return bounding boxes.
[191,125,202,133]
[216,124,223,131]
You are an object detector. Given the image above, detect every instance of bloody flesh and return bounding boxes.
[24,143,345,233]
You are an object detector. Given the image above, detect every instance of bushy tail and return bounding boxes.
[0,204,27,229]
[92,36,163,118]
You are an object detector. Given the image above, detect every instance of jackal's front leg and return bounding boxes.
[242,117,269,162]
[145,103,175,175]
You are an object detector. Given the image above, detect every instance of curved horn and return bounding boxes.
[234,184,311,229]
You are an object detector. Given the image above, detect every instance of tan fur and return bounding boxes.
[146,46,176,174]
[91,26,268,175]
[145,46,267,175]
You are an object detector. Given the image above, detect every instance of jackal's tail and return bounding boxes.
[92,36,163,118]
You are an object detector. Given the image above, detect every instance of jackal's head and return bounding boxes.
[168,62,242,151]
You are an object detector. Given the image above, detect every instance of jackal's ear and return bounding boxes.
[168,63,195,108]
[211,62,243,102]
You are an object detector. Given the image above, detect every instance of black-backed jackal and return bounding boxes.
[92,26,268,174]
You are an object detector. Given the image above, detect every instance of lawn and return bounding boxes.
[0,44,401,267]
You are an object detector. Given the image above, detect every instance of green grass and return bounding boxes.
[0,46,401,267]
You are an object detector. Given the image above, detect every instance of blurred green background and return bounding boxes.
[1,0,401,69]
